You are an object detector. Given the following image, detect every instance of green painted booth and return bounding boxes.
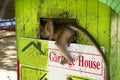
[15,0,120,80]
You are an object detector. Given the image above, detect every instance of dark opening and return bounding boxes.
[39,18,77,43]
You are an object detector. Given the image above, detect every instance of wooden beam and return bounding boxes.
[0,0,10,19]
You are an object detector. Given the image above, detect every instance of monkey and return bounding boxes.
[40,18,109,80]
[40,19,76,64]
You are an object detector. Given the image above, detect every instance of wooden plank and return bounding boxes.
[47,0,57,18]
[66,0,77,18]
[18,37,48,68]
[55,0,67,18]
[14,0,22,33]
[15,0,24,59]
[39,0,48,17]
[30,0,40,38]
[22,0,31,38]
[86,0,98,45]
[16,0,39,38]
[116,14,120,80]
[110,11,118,80]
[21,66,48,80]
[18,37,48,80]
[99,0,107,4]
[15,0,25,37]
[76,0,87,44]
[46,0,67,18]
[98,2,111,59]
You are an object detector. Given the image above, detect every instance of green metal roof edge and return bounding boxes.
[99,0,120,15]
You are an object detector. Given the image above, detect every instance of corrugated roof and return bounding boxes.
[99,0,120,15]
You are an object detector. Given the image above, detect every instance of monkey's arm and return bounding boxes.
[55,30,73,64]
[55,42,72,64]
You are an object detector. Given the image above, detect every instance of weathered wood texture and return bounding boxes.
[15,0,111,79]
[15,0,111,52]
[15,0,39,38]
[110,11,120,80]
[17,37,48,79]
[99,0,120,15]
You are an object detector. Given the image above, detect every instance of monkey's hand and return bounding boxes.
[60,56,72,65]
[60,58,68,65]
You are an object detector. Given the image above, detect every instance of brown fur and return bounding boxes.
[40,18,109,80]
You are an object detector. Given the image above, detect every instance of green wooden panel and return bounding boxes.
[46,0,68,18]
[21,66,95,80]
[22,0,39,38]
[39,0,48,17]
[99,0,107,3]
[43,0,77,18]
[15,0,24,59]
[22,0,31,38]
[98,2,111,60]
[18,37,48,68]
[86,0,98,44]
[21,66,48,80]
[47,0,57,17]
[66,0,77,18]
[76,0,87,44]
[66,75,95,80]
[55,0,67,18]
[15,0,24,37]
[30,0,40,37]
[110,11,118,80]
[99,0,120,15]
[110,11,120,80]
[116,15,120,80]
[15,0,39,38]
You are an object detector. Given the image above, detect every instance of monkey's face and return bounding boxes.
[40,25,50,40]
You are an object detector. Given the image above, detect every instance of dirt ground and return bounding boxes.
[0,30,17,80]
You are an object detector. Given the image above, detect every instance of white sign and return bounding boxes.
[48,41,104,80]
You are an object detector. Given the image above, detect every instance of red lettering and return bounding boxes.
[88,60,92,68]
[49,51,55,62]
[84,60,88,68]
[78,56,101,70]
[93,61,96,69]
[78,56,84,66]
[96,62,100,70]
[49,51,63,63]
[68,58,76,68]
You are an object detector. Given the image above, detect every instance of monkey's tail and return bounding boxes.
[69,25,110,80]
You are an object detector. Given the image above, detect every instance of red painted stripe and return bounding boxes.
[17,60,20,80]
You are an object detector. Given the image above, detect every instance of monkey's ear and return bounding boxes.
[45,19,54,39]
